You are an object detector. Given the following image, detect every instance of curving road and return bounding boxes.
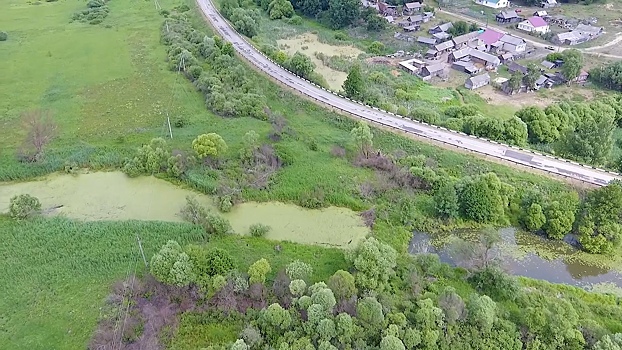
[196,0,620,186]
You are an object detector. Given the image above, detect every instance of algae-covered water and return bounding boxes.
[0,172,369,248]
[410,228,622,291]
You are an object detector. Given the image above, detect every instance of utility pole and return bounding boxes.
[136,234,148,268]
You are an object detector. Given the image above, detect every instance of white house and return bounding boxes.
[474,0,509,9]
[518,16,550,34]
[499,34,526,53]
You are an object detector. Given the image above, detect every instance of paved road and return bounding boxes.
[195,0,620,186]
[439,9,622,58]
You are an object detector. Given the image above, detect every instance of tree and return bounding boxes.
[0,31,7,41]
[287,52,315,78]
[561,49,584,82]
[248,258,272,285]
[326,0,360,29]
[317,319,337,341]
[515,106,559,144]
[260,303,292,341]
[336,313,356,345]
[507,72,523,94]
[193,133,228,159]
[380,335,406,350]
[286,260,313,280]
[467,294,497,333]
[19,109,57,162]
[524,64,541,90]
[577,181,622,254]
[9,194,41,220]
[327,270,357,300]
[437,287,465,325]
[456,173,513,223]
[186,245,236,280]
[241,325,263,349]
[240,130,259,163]
[232,339,250,350]
[310,284,337,313]
[591,61,622,91]
[268,0,294,19]
[434,183,459,220]
[356,297,385,330]
[502,116,528,146]
[150,240,195,287]
[289,279,307,296]
[343,64,364,99]
[448,21,470,36]
[543,200,577,240]
[594,333,622,350]
[346,237,397,291]
[414,299,443,349]
[230,8,260,37]
[366,14,387,31]
[555,104,615,165]
[350,121,373,158]
[523,203,546,232]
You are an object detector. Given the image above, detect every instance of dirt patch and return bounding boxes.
[390,69,400,77]
[606,3,614,10]
[277,33,364,91]
[475,85,551,108]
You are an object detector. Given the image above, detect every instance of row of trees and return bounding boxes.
[590,61,622,92]
[138,234,622,350]
[163,8,267,119]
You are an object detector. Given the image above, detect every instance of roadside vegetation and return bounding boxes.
[2,0,622,349]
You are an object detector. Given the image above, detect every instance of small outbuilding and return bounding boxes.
[465,74,491,90]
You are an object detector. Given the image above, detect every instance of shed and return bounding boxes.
[429,22,453,34]
[417,36,437,45]
[507,62,528,75]
[404,1,422,15]
[496,10,521,23]
[465,74,491,90]
[434,40,455,52]
[541,60,555,69]
[432,32,451,41]
[419,63,446,80]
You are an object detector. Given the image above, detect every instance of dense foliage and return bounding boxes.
[98,235,622,349]
[9,194,41,220]
[71,0,110,25]
[162,8,267,119]
[591,61,622,91]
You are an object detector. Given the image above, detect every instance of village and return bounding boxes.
[363,0,600,94]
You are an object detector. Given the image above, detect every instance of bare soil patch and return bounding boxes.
[277,33,364,91]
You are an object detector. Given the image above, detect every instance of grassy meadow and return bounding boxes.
[0,0,597,349]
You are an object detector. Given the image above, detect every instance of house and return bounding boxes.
[406,15,424,25]
[404,24,420,32]
[556,31,586,45]
[507,62,528,75]
[470,49,501,68]
[475,0,509,9]
[403,1,423,15]
[434,40,455,53]
[417,36,437,46]
[378,2,397,16]
[423,12,435,22]
[544,72,565,85]
[499,52,514,62]
[541,0,557,8]
[574,24,603,38]
[385,16,395,23]
[398,58,426,74]
[448,47,472,62]
[432,32,451,41]
[426,49,441,59]
[478,29,505,46]
[453,60,481,74]
[533,10,548,17]
[518,16,550,34]
[465,73,491,90]
[499,34,526,52]
[541,60,555,69]
[573,70,589,83]
[496,10,522,24]
[419,63,446,80]
[534,75,552,90]
[452,31,480,49]
[429,22,453,34]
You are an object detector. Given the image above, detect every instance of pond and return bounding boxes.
[0,171,369,248]
[410,228,622,292]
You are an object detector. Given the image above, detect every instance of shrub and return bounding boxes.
[249,223,271,237]
[0,31,7,41]
[334,32,348,41]
[205,213,233,235]
[217,195,234,213]
[9,194,41,219]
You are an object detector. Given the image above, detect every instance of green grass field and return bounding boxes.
[0,0,594,348]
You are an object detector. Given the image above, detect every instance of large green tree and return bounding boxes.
[192,133,228,159]
[287,52,315,78]
[326,0,360,29]
[350,120,373,158]
[342,64,364,99]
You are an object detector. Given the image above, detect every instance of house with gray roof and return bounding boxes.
[499,34,526,52]
[434,40,455,53]
[452,31,480,49]
[419,63,446,80]
[465,73,490,90]
[403,1,422,15]
[429,22,453,34]
[417,36,437,46]
[496,10,522,23]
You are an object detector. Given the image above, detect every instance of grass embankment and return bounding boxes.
[0,0,595,349]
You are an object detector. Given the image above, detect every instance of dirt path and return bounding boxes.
[439,9,622,59]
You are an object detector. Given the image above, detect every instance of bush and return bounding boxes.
[206,213,233,235]
[334,32,348,41]
[0,31,7,41]
[9,194,41,219]
[217,195,233,213]
[249,223,271,237]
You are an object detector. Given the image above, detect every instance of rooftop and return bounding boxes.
[424,63,446,73]
[499,34,525,46]
[404,1,422,8]
[527,16,548,28]
[479,29,505,45]
[468,73,491,85]
[497,10,519,19]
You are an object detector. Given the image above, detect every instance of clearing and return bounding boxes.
[277,33,364,91]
